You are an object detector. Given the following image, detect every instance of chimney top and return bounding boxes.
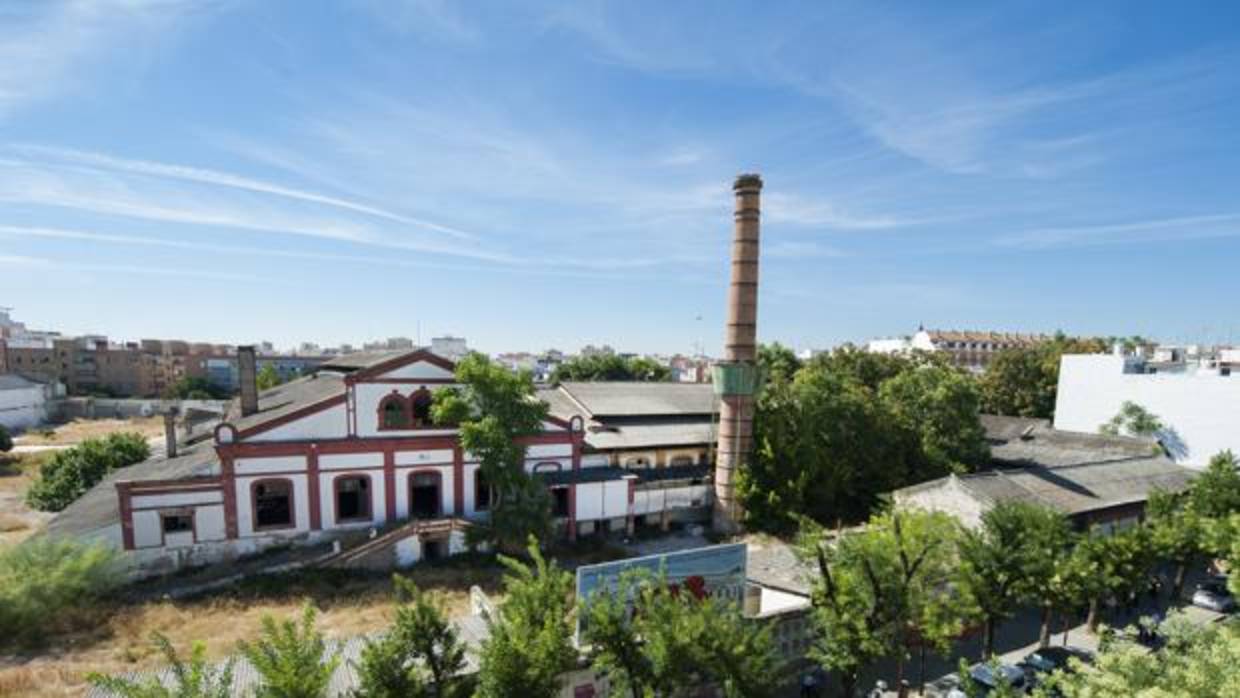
[733,173,763,192]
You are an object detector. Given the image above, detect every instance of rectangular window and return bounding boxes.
[254,480,294,529]
[474,471,491,512]
[162,513,193,534]
[335,476,370,522]
[552,486,570,518]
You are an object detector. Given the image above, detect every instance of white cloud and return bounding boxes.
[763,192,920,230]
[995,213,1240,249]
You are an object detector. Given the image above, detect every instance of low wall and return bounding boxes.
[58,398,230,421]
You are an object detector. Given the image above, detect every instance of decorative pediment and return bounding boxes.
[346,350,457,384]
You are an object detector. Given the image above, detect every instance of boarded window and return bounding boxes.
[162,513,192,534]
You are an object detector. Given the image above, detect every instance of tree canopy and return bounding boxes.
[978,335,1106,419]
[26,431,151,512]
[432,353,552,552]
[352,577,468,698]
[739,347,989,531]
[550,354,670,382]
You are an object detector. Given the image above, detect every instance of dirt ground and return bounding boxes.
[0,562,505,698]
[14,417,164,447]
[0,452,54,547]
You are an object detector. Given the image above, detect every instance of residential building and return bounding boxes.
[868,327,1049,371]
[203,355,325,391]
[429,336,469,360]
[1055,352,1240,467]
[894,414,1194,531]
[48,349,718,576]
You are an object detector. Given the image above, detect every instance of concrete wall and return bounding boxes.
[0,384,49,431]
[60,397,229,421]
[1055,354,1240,466]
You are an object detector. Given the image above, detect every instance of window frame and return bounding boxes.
[251,478,296,532]
[159,510,195,545]
[377,391,411,431]
[332,473,373,525]
[408,469,444,519]
[409,388,435,428]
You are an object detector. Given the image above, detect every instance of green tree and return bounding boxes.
[1069,527,1155,633]
[237,603,339,698]
[432,353,552,553]
[1043,613,1240,697]
[757,342,801,387]
[163,376,230,400]
[1147,490,1208,600]
[353,577,468,698]
[956,502,1070,658]
[583,571,782,698]
[879,365,990,473]
[26,431,151,512]
[256,364,284,392]
[1186,450,1240,519]
[0,424,12,453]
[550,354,671,382]
[802,510,963,696]
[1099,401,1164,438]
[979,336,1106,419]
[475,539,576,698]
[89,633,234,698]
[0,538,120,649]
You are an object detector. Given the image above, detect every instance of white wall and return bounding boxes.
[575,480,630,521]
[0,384,48,431]
[235,474,311,537]
[1055,354,1240,466]
[354,383,459,438]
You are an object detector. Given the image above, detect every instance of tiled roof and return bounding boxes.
[926,330,1049,345]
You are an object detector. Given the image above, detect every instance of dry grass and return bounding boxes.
[0,453,52,547]
[0,561,505,698]
[16,417,164,447]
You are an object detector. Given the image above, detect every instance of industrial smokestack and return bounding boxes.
[712,173,763,534]
[238,345,259,417]
[163,408,178,458]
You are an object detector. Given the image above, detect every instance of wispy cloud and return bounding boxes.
[0,249,261,282]
[995,213,1240,249]
[9,144,477,240]
[0,1,205,119]
[763,192,924,230]
[764,241,845,259]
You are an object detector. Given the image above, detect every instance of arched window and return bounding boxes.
[410,389,434,428]
[534,461,562,473]
[252,479,294,530]
[379,393,410,430]
[334,474,371,523]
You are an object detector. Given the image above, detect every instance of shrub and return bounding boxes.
[0,538,121,648]
[89,632,235,698]
[25,431,151,512]
[0,424,12,453]
[238,603,339,698]
[352,577,468,698]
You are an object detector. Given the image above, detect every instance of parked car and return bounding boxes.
[946,662,1027,697]
[1192,579,1236,613]
[1022,645,1095,675]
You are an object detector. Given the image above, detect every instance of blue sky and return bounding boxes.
[2,1,1239,354]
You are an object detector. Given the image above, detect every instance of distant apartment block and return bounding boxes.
[867,327,1049,371]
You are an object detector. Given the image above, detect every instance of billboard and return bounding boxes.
[575,543,748,636]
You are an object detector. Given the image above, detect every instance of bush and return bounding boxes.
[25,431,151,512]
[238,603,339,698]
[0,424,12,453]
[89,632,235,698]
[0,538,121,648]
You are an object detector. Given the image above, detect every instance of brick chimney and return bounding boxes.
[712,173,763,534]
[238,345,259,417]
[163,408,178,458]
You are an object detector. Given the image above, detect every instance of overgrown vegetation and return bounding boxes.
[25,431,150,511]
[739,346,989,531]
[89,633,235,698]
[352,576,470,698]
[237,603,339,698]
[432,353,553,553]
[163,377,231,400]
[0,538,121,649]
[256,364,285,392]
[978,334,1107,419]
[1100,400,1164,438]
[550,352,671,382]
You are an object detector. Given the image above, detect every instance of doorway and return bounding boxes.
[410,472,441,519]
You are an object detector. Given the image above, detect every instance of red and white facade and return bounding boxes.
[112,351,636,569]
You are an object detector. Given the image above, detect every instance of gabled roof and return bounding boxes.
[224,371,346,436]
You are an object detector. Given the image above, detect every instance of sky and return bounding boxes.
[2,1,1240,355]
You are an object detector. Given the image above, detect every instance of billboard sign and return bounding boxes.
[575,543,748,636]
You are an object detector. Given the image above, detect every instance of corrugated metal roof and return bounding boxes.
[551,382,716,418]
[535,465,631,486]
[0,373,43,390]
[583,420,716,451]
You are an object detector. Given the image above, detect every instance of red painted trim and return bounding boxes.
[216,432,572,459]
[214,423,238,444]
[125,478,223,492]
[384,448,396,522]
[236,394,347,440]
[330,471,374,525]
[307,450,321,531]
[117,482,135,551]
[453,446,464,516]
[221,455,238,539]
[250,477,296,532]
[377,390,410,431]
[344,349,457,383]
